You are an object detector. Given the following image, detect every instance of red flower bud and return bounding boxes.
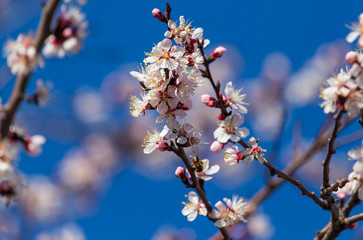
[152,8,164,19]
[211,46,226,59]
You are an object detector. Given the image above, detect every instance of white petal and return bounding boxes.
[346,31,360,43]
[187,211,198,221]
[244,155,254,164]
[205,165,220,175]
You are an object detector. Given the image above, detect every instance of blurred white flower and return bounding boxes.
[43,5,88,58]
[36,223,86,240]
[346,13,363,48]
[19,177,63,221]
[3,34,43,75]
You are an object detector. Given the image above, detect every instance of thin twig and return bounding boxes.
[0,0,61,140]
[345,213,363,226]
[322,111,344,190]
[264,107,288,182]
[321,178,349,199]
[262,160,329,209]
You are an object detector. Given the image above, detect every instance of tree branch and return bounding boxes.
[0,0,61,140]
[322,111,344,190]
[197,40,228,117]
[262,160,329,209]
[345,213,363,226]
[172,145,232,240]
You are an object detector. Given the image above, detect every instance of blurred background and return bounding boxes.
[0,0,363,239]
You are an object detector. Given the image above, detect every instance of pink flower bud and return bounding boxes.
[156,142,170,151]
[63,28,73,38]
[175,166,186,181]
[217,114,225,121]
[347,222,358,230]
[211,46,226,59]
[210,140,224,153]
[346,51,359,65]
[207,99,216,107]
[152,8,164,19]
[201,94,212,104]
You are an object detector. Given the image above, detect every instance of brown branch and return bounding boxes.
[322,111,344,190]
[0,0,61,140]
[262,160,329,209]
[321,178,349,199]
[345,213,363,226]
[341,191,360,218]
[172,145,232,240]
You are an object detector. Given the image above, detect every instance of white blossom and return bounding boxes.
[214,114,249,143]
[181,191,207,221]
[3,34,43,75]
[195,159,220,181]
[142,126,169,154]
[224,81,248,114]
[348,140,363,161]
[224,146,243,166]
[43,5,88,58]
[213,195,247,228]
[24,135,46,156]
[144,38,184,70]
[241,137,267,164]
[346,13,363,48]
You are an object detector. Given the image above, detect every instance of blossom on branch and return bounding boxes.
[224,81,248,114]
[346,13,363,48]
[3,34,43,75]
[320,68,363,117]
[181,191,207,221]
[212,195,248,228]
[224,146,243,165]
[142,126,169,154]
[43,5,88,58]
[213,114,249,144]
[193,158,220,181]
[241,137,267,164]
[144,39,185,70]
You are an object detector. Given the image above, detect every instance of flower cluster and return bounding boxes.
[224,137,266,165]
[3,2,87,75]
[136,6,251,234]
[203,82,251,153]
[43,4,88,58]
[320,16,363,117]
[130,13,211,154]
[320,63,363,117]
[0,126,46,204]
[334,141,363,201]
[3,34,44,75]
[212,195,248,228]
